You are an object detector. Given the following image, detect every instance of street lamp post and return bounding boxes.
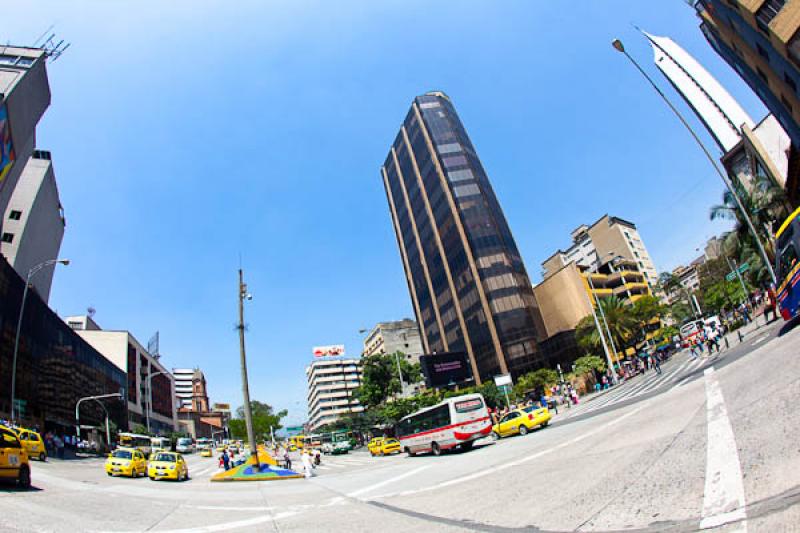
[237,269,259,469]
[75,393,122,446]
[611,37,777,286]
[10,258,70,422]
[584,274,620,385]
[146,369,169,434]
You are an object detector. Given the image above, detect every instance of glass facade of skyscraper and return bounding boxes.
[381,91,547,382]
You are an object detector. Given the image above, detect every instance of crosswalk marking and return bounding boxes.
[558,356,706,421]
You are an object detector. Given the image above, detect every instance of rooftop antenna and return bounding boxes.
[32,24,55,48]
[41,33,71,62]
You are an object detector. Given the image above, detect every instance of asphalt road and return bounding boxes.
[1,321,799,532]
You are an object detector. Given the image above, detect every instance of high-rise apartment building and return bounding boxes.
[2,150,65,302]
[172,368,209,411]
[381,91,546,382]
[362,319,424,363]
[695,0,800,203]
[542,215,659,289]
[306,358,363,431]
[0,48,51,225]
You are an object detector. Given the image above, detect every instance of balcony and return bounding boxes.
[613,282,649,297]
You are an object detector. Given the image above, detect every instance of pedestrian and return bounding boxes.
[653,353,662,375]
[283,449,292,470]
[301,450,315,478]
[221,450,230,470]
[54,435,64,459]
[602,375,609,390]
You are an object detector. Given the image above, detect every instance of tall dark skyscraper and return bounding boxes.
[381,91,547,383]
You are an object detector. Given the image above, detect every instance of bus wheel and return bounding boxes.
[405,447,415,457]
[431,442,441,456]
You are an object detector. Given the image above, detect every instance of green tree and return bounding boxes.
[668,301,694,325]
[575,296,636,356]
[514,368,558,397]
[354,352,420,407]
[229,401,287,441]
[573,355,606,376]
[131,424,151,436]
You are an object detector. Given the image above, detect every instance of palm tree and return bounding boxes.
[575,296,636,358]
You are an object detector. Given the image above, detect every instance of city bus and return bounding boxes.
[776,206,800,321]
[396,393,491,456]
[196,437,213,451]
[288,435,304,450]
[151,437,170,452]
[302,434,322,449]
[118,433,152,454]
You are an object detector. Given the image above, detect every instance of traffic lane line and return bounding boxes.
[699,367,747,531]
[367,403,646,501]
[346,465,431,497]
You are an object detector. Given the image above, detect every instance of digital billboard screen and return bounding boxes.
[419,351,473,389]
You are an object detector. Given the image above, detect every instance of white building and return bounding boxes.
[1,151,65,302]
[645,31,754,152]
[306,358,363,431]
[362,319,424,363]
[172,368,196,410]
[65,315,178,435]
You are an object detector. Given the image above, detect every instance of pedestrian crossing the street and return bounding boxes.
[557,355,709,421]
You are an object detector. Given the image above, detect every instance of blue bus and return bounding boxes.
[776,206,800,321]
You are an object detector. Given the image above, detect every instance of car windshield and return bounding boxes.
[523,406,542,413]
[112,450,132,459]
[154,453,176,462]
[385,439,398,444]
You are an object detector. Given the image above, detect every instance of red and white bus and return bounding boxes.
[396,394,492,456]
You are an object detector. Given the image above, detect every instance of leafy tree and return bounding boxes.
[702,279,749,314]
[573,355,606,376]
[514,368,558,397]
[575,296,636,357]
[131,424,151,436]
[355,352,420,408]
[668,301,694,325]
[229,401,287,441]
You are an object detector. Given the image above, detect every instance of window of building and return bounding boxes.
[755,0,786,34]
[1,232,13,243]
[725,0,739,9]
[781,94,793,113]
[756,66,770,85]
[437,142,461,154]
[785,72,798,93]
[453,183,480,198]
[8,210,21,220]
[756,42,770,62]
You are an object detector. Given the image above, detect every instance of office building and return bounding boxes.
[362,319,424,363]
[0,256,127,435]
[542,215,659,289]
[0,47,51,227]
[306,358,363,431]
[381,91,547,383]
[66,316,177,435]
[1,150,65,302]
[695,0,800,204]
[173,368,199,410]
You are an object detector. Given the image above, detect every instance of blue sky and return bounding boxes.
[6,1,766,426]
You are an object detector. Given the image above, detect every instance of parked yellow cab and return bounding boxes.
[492,406,551,438]
[105,447,147,477]
[200,447,212,457]
[14,427,46,461]
[148,451,189,481]
[0,424,31,488]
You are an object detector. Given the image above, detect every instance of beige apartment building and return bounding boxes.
[306,358,364,431]
[542,215,659,289]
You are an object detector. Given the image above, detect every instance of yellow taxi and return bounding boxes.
[215,444,227,453]
[148,451,189,481]
[105,447,147,477]
[0,424,31,488]
[13,427,46,461]
[368,437,401,456]
[492,405,551,439]
[200,447,213,457]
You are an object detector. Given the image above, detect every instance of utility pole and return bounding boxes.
[237,268,259,469]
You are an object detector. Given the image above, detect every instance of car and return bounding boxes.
[13,427,46,461]
[369,437,401,456]
[105,448,147,477]
[492,406,551,438]
[228,445,239,454]
[200,447,213,457]
[215,444,227,453]
[148,451,189,481]
[0,424,31,488]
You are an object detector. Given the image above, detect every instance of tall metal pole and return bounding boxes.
[726,256,750,304]
[584,275,619,385]
[393,351,405,398]
[238,269,259,468]
[612,38,777,285]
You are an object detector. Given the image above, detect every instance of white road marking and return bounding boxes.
[699,367,747,531]
[371,404,646,500]
[346,465,431,497]
[752,334,769,345]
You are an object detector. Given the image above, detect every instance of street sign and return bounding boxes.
[726,262,749,282]
[493,374,513,387]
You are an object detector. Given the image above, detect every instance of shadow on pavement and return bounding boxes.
[778,315,800,336]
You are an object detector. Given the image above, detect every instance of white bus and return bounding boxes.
[196,438,213,451]
[118,433,152,454]
[396,393,491,456]
[176,437,194,454]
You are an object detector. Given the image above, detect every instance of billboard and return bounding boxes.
[0,105,15,186]
[420,351,473,389]
[313,345,345,357]
[212,403,231,413]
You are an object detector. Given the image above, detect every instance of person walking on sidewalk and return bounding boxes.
[652,353,662,375]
